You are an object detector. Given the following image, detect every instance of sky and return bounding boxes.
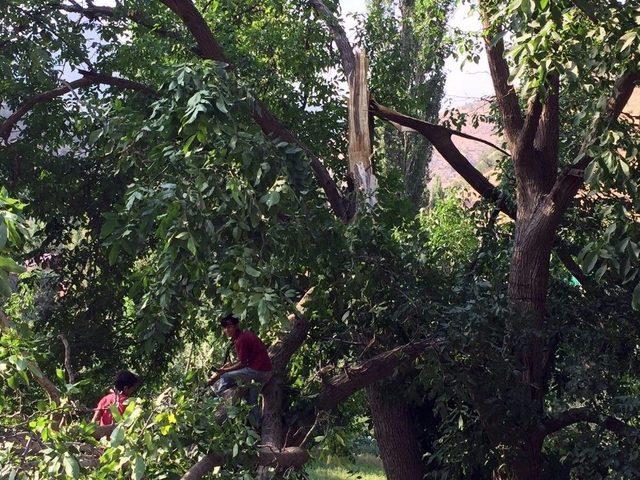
[339,0,493,107]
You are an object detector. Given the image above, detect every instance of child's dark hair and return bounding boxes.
[219,314,239,327]
[114,370,139,392]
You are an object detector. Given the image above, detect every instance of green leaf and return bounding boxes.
[0,275,12,298]
[261,191,280,208]
[0,256,25,273]
[232,442,239,457]
[108,245,120,266]
[63,454,80,479]
[110,424,125,448]
[187,237,197,256]
[0,222,7,249]
[132,456,146,480]
[633,282,640,311]
[620,31,637,52]
[215,97,228,113]
[245,265,260,277]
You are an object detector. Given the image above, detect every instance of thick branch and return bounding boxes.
[180,447,308,480]
[0,72,155,142]
[269,288,315,372]
[371,101,511,211]
[308,0,356,81]
[479,3,523,146]
[314,338,442,412]
[543,407,640,438]
[516,95,543,156]
[545,70,640,218]
[534,75,560,189]
[160,0,349,221]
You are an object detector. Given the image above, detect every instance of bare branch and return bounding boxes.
[308,0,356,81]
[0,72,156,143]
[58,334,76,384]
[160,0,349,221]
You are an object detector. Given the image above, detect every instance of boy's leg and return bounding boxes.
[212,368,260,396]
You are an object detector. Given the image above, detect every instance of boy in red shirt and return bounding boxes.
[208,315,272,422]
[92,370,140,426]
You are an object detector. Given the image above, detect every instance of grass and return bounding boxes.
[307,454,385,480]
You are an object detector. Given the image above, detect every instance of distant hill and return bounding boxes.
[430,89,640,188]
[429,99,501,188]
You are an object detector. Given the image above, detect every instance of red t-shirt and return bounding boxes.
[234,330,272,372]
[95,391,127,426]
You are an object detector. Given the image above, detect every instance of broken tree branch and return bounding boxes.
[308,0,356,81]
[180,447,309,480]
[371,101,510,211]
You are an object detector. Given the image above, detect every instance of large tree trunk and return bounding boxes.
[500,173,558,480]
[366,381,426,480]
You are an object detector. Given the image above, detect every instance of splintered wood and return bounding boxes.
[348,50,377,208]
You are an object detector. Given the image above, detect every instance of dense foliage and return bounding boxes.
[1,0,640,479]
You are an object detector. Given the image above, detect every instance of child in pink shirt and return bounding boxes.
[92,370,139,426]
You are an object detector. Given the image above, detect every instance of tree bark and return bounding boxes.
[366,381,426,480]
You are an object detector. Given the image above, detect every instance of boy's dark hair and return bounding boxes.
[114,370,139,392]
[219,314,239,327]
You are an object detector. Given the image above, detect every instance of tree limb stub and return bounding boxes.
[0,72,156,143]
[160,0,349,221]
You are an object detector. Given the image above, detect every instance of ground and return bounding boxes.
[307,454,385,480]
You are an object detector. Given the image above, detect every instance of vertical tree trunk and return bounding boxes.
[501,202,557,480]
[366,382,426,480]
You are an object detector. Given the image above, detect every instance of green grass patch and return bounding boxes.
[307,454,385,480]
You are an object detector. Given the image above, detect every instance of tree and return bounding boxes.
[2,0,640,479]
[371,1,640,478]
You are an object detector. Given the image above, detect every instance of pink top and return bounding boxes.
[94,391,127,426]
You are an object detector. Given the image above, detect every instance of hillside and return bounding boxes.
[430,89,640,188]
